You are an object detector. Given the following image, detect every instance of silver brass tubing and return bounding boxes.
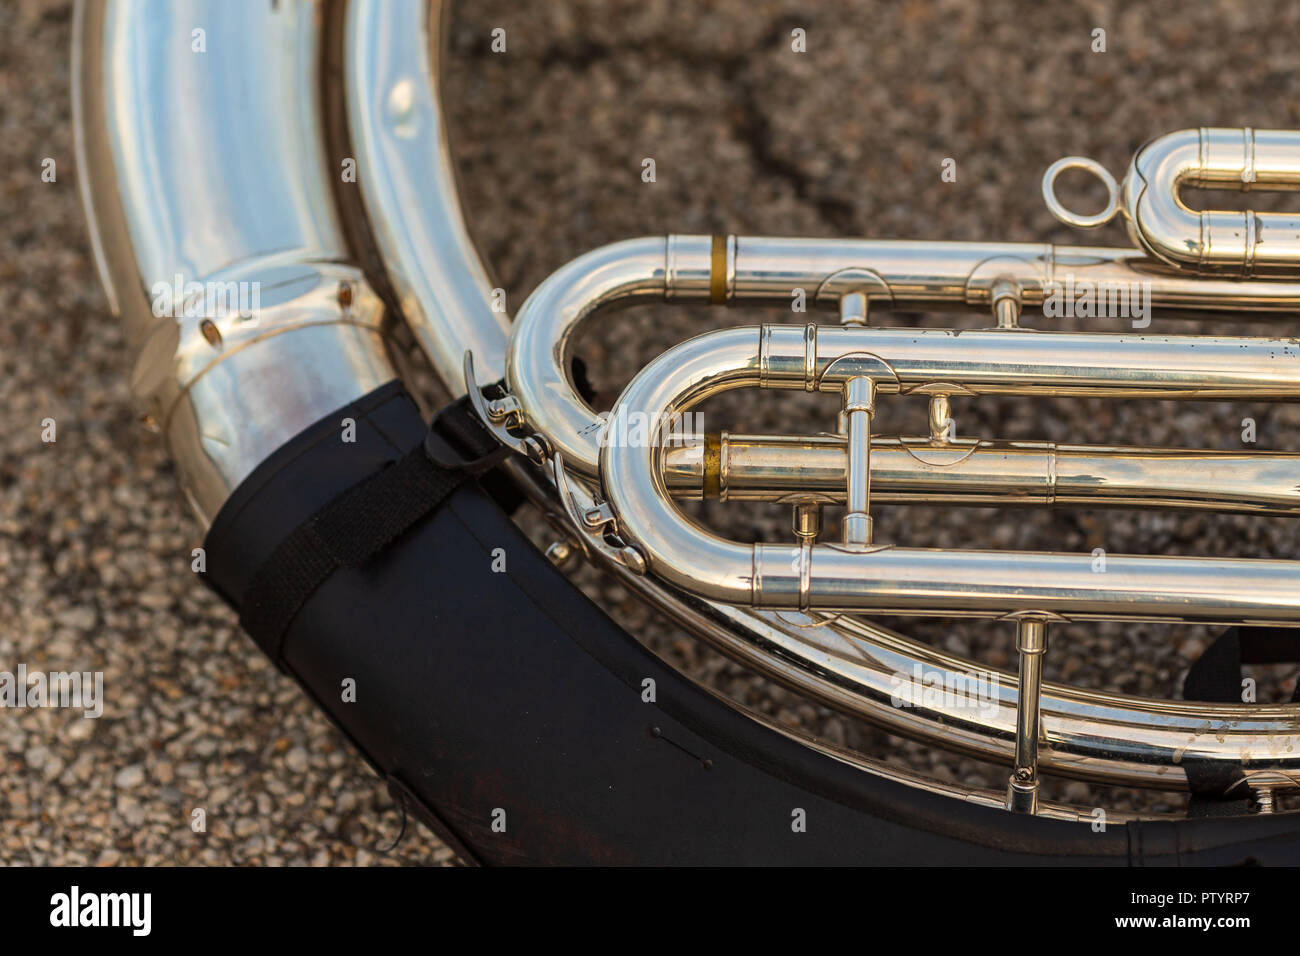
[325,4,1216,800]
[728,237,1300,311]
[770,324,1300,400]
[519,481,1181,808]
[663,435,1300,514]
[1122,128,1300,277]
[842,377,876,546]
[601,325,1300,623]
[509,233,1300,478]
[508,235,714,476]
[504,233,1300,789]
[515,400,1280,796]
[344,0,511,392]
[1007,618,1049,814]
[74,0,396,524]
[542,490,1171,815]
[719,607,1300,791]
[328,10,1237,796]
[541,442,1300,792]
[74,0,1299,799]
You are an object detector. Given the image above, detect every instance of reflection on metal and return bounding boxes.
[665,435,1300,514]
[1007,616,1050,814]
[600,321,1300,623]
[1049,128,1300,276]
[74,0,396,524]
[79,0,1300,813]
[344,0,510,393]
[507,218,1300,801]
[508,234,1300,479]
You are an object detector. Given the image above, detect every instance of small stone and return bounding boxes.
[24,745,49,770]
[284,747,309,773]
[117,795,146,827]
[56,605,97,630]
[114,763,145,789]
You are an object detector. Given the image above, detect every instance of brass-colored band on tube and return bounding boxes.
[703,432,723,498]
[710,235,727,305]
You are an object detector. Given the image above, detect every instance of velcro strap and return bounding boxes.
[238,398,506,665]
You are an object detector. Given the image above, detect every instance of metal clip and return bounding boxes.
[553,452,646,574]
[462,351,548,463]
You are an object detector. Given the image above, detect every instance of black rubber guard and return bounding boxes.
[200,381,1300,865]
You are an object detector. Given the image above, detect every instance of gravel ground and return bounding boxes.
[4,0,1300,865]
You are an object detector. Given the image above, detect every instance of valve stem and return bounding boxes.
[842,376,876,547]
[1007,616,1049,814]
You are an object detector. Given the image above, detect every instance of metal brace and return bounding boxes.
[462,351,547,464]
[552,452,647,574]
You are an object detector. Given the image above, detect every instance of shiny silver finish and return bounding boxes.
[551,444,1300,789]
[1007,617,1049,814]
[74,0,396,524]
[927,393,952,443]
[682,605,1300,791]
[664,434,1300,515]
[484,401,1249,798]
[735,692,1163,824]
[764,324,1300,399]
[336,7,1181,804]
[839,290,869,326]
[509,233,1300,478]
[1042,156,1120,230]
[344,0,510,393]
[537,443,1271,794]
[79,0,1300,812]
[841,376,875,546]
[334,7,1185,804]
[599,324,1300,622]
[726,237,1300,309]
[508,236,712,475]
[505,223,1300,799]
[331,11,1300,799]
[1118,128,1300,276]
[554,495,1172,814]
[1050,128,1300,277]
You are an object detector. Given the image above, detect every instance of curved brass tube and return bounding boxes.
[507,234,1300,790]
[78,0,1300,800]
[600,324,1300,623]
[74,0,397,523]
[1121,127,1300,277]
[508,233,1300,480]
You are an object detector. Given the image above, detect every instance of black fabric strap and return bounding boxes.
[238,397,505,665]
[1184,625,1300,708]
[1181,625,1300,810]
